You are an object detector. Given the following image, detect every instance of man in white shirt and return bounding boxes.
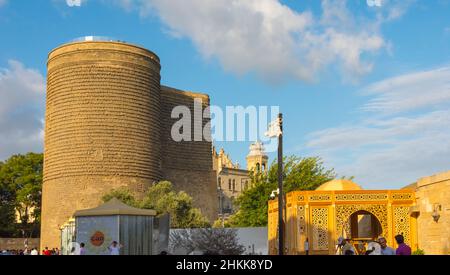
[30,247,38,255]
[366,241,382,255]
[108,241,122,255]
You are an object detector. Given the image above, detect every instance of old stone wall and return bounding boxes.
[41,41,218,250]
[0,238,40,251]
[160,86,218,221]
[42,41,162,250]
[415,171,450,255]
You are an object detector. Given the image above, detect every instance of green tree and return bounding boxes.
[0,153,43,237]
[101,187,138,207]
[102,181,210,228]
[226,156,336,227]
[0,161,16,236]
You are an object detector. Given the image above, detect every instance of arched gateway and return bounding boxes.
[268,180,417,255]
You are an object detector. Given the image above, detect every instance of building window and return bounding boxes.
[245,180,249,190]
[218,177,221,189]
[233,179,236,191]
[256,163,260,172]
[229,179,232,190]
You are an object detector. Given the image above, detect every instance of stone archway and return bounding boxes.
[349,210,383,239]
[335,204,389,242]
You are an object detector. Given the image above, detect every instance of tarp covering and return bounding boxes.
[74,198,157,217]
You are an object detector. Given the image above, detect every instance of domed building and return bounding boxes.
[315,179,363,191]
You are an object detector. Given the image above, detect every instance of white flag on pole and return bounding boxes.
[265,118,282,138]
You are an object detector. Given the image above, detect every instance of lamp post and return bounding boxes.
[277,113,283,255]
[265,112,284,255]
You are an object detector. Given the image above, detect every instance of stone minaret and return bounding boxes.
[246,141,268,173]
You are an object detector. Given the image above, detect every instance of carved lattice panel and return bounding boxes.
[297,205,306,251]
[393,206,411,245]
[309,194,331,201]
[335,193,388,201]
[335,204,388,241]
[391,193,414,201]
[311,207,329,250]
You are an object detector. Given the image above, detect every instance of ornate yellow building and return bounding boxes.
[268,179,418,255]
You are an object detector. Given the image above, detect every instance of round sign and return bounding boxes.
[90,231,105,246]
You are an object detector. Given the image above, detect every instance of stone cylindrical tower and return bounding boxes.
[41,39,162,249]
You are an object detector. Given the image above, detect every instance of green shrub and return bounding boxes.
[412,249,425,255]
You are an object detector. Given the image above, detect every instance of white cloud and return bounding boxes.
[0,61,45,160]
[110,0,412,83]
[367,0,383,7]
[66,0,85,7]
[361,67,450,114]
[305,67,450,189]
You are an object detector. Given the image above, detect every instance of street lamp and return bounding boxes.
[432,204,441,222]
[265,113,283,255]
[270,188,279,200]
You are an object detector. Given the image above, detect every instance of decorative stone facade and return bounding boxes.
[41,40,217,250]
[268,183,417,255]
[411,171,450,254]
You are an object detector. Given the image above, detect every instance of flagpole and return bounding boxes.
[277,113,284,256]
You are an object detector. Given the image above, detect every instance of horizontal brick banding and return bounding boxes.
[41,42,162,250]
[160,86,213,171]
[45,44,162,181]
[41,41,218,251]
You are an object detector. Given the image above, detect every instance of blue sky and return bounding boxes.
[0,0,450,189]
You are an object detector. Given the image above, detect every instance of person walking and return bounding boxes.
[80,243,86,255]
[304,238,310,255]
[108,241,123,255]
[395,235,411,255]
[378,237,395,255]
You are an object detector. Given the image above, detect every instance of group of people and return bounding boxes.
[1,241,123,256]
[335,234,412,255]
[69,241,123,255]
[0,247,58,256]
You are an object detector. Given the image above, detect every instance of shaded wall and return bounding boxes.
[415,171,450,255]
[160,86,218,221]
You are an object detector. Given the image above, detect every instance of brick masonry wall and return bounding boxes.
[0,238,40,251]
[160,86,218,221]
[42,42,162,250]
[41,42,218,250]
[163,168,218,221]
[415,171,450,254]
